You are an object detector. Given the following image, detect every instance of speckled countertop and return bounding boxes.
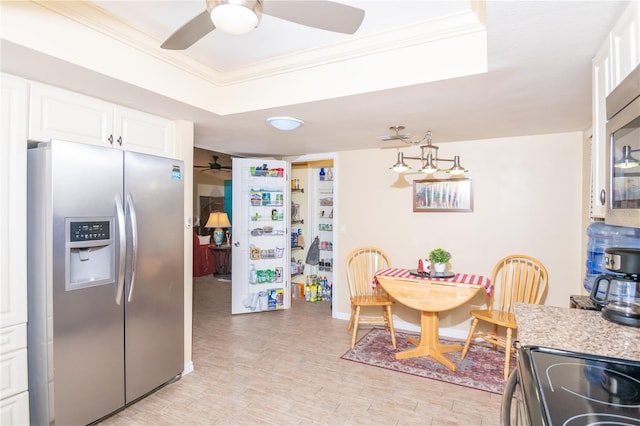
[515,303,640,361]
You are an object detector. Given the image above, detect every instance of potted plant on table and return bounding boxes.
[429,248,451,273]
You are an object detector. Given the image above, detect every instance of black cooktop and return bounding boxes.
[519,346,640,425]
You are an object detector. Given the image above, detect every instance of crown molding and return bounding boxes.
[35,0,486,88]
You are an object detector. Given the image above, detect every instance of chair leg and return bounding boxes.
[461,318,479,360]
[346,305,355,331]
[384,305,396,349]
[492,324,499,350]
[504,328,512,381]
[351,306,361,349]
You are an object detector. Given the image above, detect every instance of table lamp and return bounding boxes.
[205,212,231,246]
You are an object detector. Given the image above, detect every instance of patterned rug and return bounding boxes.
[340,328,515,394]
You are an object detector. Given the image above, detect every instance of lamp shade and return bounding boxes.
[447,156,468,175]
[615,145,640,169]
[390,152,411,172]
[205,212,231,246]
[419,153,439,174]
[205,212,231,228]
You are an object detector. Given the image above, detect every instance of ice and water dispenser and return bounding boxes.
[65,218,115,291]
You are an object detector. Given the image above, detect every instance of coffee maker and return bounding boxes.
[590,247,640,327]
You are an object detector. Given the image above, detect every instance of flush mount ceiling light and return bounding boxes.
[266,116,304,131]
[208,0,262,35]
[385,129,468,176]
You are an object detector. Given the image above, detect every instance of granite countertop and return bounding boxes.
[515,303,640,361]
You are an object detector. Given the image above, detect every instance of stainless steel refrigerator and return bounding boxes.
[27,139,184,425]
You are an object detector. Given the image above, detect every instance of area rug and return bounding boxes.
[340,328,515,394]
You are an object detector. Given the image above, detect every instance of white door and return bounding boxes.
[231,158,290,314]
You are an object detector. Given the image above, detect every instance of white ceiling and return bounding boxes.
[1,1,630,159]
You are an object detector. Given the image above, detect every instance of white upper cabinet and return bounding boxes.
[590,1,640,219]
[29,83,176,158]
[610,1,640,88]
[115,106,175,158]
[29,83,113,147]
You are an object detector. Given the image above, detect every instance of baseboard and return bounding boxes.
[182,361,194,376]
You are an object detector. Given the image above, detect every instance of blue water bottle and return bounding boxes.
[584,222,640,294]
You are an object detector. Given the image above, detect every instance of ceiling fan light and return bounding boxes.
[266,116,304,131]
[210,1,261,35]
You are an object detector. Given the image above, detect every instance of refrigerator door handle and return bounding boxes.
[115,195,126,305]
[126,193,139,302]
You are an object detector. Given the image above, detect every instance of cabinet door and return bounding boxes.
[1,75,28,329]
[0,391,29,426]
[610,1,640,87]
[591,44,612,218]
[29,83,114,146]
[115,106,175,158]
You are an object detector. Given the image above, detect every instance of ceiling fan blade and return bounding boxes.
[161,10,215,50]
[263,1,364,34]
[377,135,411,142]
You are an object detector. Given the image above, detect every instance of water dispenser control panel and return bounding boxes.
[70,221,110,242]
[65,217,115,291]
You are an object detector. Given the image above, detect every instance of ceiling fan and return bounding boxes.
[160,0,366,50]
[377,125,412,143]
[195,155,233,172]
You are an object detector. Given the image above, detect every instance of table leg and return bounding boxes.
[395,311,462,371]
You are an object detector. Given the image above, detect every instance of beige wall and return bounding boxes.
[333,132,585,338]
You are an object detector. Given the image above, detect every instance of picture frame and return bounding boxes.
[413,178,473,212]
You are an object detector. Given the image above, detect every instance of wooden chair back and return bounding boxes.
[346,246,391,298]
[491,254,548,313]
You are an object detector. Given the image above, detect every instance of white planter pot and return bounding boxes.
[434,263,446,273]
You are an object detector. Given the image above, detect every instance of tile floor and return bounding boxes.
[100,276,503,425]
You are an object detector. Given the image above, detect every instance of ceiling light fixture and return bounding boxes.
[388,130,468,176]
[266,116,304,131]
[208,0,262,35]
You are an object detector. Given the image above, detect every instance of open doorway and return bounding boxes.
[193,147,233,235]
[192,148,233,279]
[291,160,335,314]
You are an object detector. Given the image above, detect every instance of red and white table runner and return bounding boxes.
[373,267,493,297]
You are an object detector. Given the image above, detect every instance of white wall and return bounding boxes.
[334,132,585,338]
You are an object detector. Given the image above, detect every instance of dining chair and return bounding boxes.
[460,254,548,380]
[345,246,396,349]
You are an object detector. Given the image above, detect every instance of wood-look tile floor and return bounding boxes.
[100,276,503,425]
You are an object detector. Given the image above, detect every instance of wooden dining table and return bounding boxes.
[374,268,492,371]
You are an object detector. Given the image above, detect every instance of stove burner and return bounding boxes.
[601,367,640,402]
[522,347,640,426]
[564,413,640,425]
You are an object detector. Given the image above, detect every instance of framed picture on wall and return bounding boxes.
[413,178,473,212]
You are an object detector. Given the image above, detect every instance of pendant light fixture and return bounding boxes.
[387,130,468,176]
[615,145,640,169]
[390,152,411,172]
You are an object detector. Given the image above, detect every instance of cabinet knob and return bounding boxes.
[108,134,114,145]
[117,136,123,146]
[600,189,606,206]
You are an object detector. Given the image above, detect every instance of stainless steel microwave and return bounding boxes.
[605,64,640,228]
